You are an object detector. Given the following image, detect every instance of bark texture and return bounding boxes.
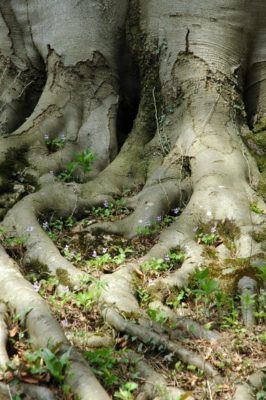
[0,0,265,399]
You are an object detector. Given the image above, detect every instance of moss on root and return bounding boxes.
[208,256,265,294]
[28,260,50,279]
[56,268,71,286]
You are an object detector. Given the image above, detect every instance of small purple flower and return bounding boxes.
[42,221,49,230]
[102,248,108,254]
[103,200,109,208]
[92,250,97,258]
[26,226,34,232]
[62,286,69,293]
[164,255,170,262]
[156,216,162,222]
[210,225,217,233]
[192,226,198,233]
[32,282,40,292]
[172,208,180,215]
[61,318,69,327]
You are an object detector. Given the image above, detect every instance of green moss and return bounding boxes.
[1,146,28,178]
[56,268,71,286]
[217,219,240,241]
[202,246,218,260]
[207,255,265,294]
[253,120,266,134]
[257,172,266,198]
[28,260,50,279]
[251,229,266,243]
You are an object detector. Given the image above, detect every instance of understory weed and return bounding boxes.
[6,343,71,395]
[44,134,66,152]
[90,199,130,219]
[59,148,95,182]
[87,247,133,269]
[84,348,138,396]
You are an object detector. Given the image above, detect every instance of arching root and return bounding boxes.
[233,370,266,400]
[238,276,258,328]
[99,265,221,382]
[0,245,110,400]
[104,308,221,381]
[0,303,9,369]
[148,300,221,341]
[127,350,190,400]
[0,382,56,400]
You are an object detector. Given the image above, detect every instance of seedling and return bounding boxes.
[84,348,123,387]
[91,199,129,219]
[114,382,138,400]
[250,203,265,215]
[87,247,132,269]
[141,258,169,273]
[44,134,66,152]
[147,308,169,325]
[59,148,95,182]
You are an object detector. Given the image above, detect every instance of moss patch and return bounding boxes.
[56,268,71,286]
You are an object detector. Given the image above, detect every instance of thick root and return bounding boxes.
[0,303,9,369]
[103,309,221,380]
[0,245,110,400]
[0,382,56,400]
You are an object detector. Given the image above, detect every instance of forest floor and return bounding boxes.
[0,199,265,400]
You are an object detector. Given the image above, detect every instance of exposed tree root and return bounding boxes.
[0,303,8,369]
[0,245,110,400]
[148,300,221,341]
[233,369,266,400]
[98,265,222,384]
[103,308,221,381]
[126,350,189,400]
[0,381,56,400]
[238,276,258,328]
[0,2,265,399]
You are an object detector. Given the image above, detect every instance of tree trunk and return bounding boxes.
[0,1,265,399]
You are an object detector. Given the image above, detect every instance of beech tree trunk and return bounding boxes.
[0,1,265,399]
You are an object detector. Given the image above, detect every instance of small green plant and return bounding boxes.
[136,223,160,237]
[240,292,256,310]
[24,345,71,387]
[44,134,66,152]
[63,245,82,263]
[257,265,266,282]
[221,309,246,334]
[87,247,132,269]
[0,226,27,258]
[141,258,169,273]
[135,286,151,306]
[250,203,265,215]
[166,289,186,308]
[42,216,75,241]
[59,148,95,182]
[147,308,169,325]
[84,348,123,387]
[258,331,266,341]
[114,382,138,400]
[113,247,133,264]
[189,268,234,320]
[91,199,129,219]
[256,378,266,400]
[194,224,220,246]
